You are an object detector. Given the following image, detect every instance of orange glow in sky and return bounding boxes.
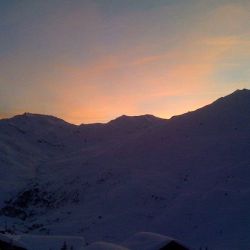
[0,1,250,124]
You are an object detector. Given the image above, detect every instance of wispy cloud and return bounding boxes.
[1,0,250,123]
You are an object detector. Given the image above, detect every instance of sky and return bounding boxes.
[1,0,250,124]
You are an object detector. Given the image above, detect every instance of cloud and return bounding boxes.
[205,2,250,33]
[1,0,250,123]
[131,55,166,66]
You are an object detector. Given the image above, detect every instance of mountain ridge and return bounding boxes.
[2,88,249,126]
[0,89,250,249]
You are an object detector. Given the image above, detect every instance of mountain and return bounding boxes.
[0,89,250,250]
[108,114,166,127]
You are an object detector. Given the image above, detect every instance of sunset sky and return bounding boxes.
[1,0,250,124]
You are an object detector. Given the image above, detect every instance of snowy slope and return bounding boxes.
[0,89,250,250]
[17,235,86,250]
[85,242,129,250]
[0,113,77,205]
[0,233,86,250]
[121,232,187,250]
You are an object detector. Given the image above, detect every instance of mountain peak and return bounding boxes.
[5,113,74,129]
[212,88,250,107]
[108,114,166,126]
[232,88,250,94]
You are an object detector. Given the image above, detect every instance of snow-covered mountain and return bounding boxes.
[0,89,250,250]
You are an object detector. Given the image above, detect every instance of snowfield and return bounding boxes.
[0,232,187,250]
[0,89,250,250]
[16,235,86,250]
[85,242,129,250]
[121,232,188,250]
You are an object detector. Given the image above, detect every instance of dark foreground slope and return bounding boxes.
[0,89,250,250]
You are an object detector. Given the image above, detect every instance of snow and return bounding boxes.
[85,232,188,250]
[16,235,85,250]
[121,232,175,250]
[85,242,129,250]
[0,233,26,248]
[0,89,250,250]
[0,233,85,250]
